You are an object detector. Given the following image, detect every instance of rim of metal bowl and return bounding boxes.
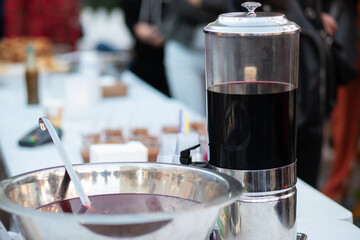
[0,162,243,225]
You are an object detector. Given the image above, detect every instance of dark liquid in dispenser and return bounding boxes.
[207,82,297,170]
[37,193,199,214]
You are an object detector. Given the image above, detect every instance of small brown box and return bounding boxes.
[102,82,128,98]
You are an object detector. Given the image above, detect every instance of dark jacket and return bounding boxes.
[230,0,330,187]
[160,0,227,47]
[123,0,170,96]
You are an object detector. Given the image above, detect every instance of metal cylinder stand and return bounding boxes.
[210,162,297,240]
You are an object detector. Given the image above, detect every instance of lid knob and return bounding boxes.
[241,2,262,17]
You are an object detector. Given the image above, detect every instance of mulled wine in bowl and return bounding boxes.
[0,162,242,240]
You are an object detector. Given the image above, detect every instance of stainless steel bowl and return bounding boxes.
[0,162,242,240]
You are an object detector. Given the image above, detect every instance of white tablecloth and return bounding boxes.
[0,64,359,239]
[0,68,203,176]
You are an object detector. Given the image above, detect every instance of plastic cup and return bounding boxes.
[156,133,177,163]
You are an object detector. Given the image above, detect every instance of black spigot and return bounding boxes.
[179,144,201,165]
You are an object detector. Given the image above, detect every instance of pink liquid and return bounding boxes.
[37,193,199,214]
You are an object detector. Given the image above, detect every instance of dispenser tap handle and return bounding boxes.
[179,144,201,165]
[241,2,262,17]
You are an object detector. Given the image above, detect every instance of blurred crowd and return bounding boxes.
[0,0,360,219]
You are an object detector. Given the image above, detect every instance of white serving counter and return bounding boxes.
[0,66,204,176]
[0,62,359,239]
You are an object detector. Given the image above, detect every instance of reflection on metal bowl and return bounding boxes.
[0,162,242,240]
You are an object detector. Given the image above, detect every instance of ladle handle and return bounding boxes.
[39,117,91,207]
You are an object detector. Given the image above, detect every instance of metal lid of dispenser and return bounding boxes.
[204,2,300,36]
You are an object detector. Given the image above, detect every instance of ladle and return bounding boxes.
[39,117,91,207]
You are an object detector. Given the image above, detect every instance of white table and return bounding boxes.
[0,64,359,239]
[296,179,360,239]
[0,67,203,176]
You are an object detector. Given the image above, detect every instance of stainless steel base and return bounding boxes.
[210,162,297,240]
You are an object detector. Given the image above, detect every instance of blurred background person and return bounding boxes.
[262,0,358,190]
[160,0,227,116]
[231,0,341,188]
[4,0,82,51]
[321,0,359,202]
[286,0,338,188]
[123,0,170,97]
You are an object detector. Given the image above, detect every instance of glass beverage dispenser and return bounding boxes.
[204,2,300,239]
